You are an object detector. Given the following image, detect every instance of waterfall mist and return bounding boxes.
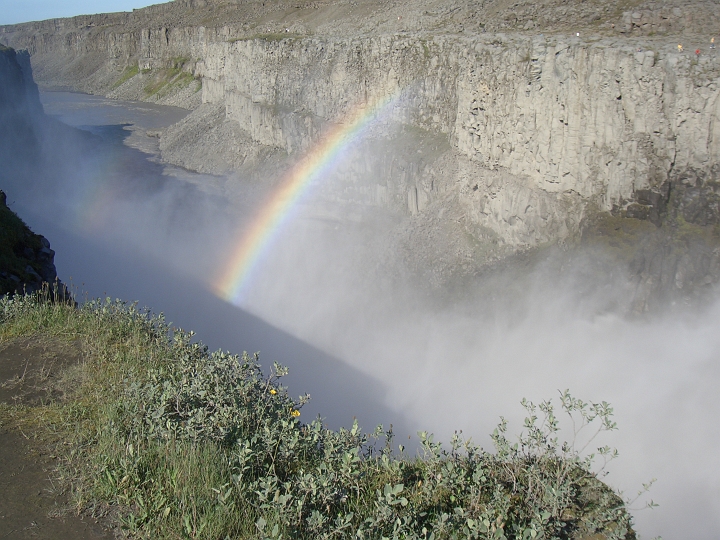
[2,91,718,540]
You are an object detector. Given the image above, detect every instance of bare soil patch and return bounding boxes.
[0,337,111,539]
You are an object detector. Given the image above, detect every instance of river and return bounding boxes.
[7,91,720,540]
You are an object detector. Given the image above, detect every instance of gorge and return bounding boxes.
[3,0,720,308]
[1,1,720,538]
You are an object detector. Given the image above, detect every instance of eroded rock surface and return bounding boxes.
[1,0,720,309]
[0,47,72,297]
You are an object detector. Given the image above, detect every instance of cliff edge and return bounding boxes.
[0,46,70,297]
[0,189,63,297]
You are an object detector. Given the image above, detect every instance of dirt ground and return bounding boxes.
[0,338,112,539]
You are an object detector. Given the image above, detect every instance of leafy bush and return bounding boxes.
[0,292,640,539]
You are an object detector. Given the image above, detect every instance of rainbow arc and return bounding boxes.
[213,91,403,305]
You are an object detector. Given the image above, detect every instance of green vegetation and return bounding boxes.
[143,70,197,97]
[419,39,431,60]
[171,56,191,69]
[143,57,199,98]
[0,198,44,294]
[673,213,720,245]
[229,33,301,44]
[581,210,657,261]
[112,64,139,89]
[150,71,197,96]
[0,290,641,539]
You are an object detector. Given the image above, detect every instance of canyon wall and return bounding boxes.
[0,45,46,184]
[1,1,720,283]
[187,33,720,247]
[0,47,65,296]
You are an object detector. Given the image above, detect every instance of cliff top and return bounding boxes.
[1,0,720,40]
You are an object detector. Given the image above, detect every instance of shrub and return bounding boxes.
[0,293,640,539]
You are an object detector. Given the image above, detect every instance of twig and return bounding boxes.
[20,357,31,381]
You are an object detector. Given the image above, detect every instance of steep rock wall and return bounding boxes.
[455,39,720,203]
[2,3,720,256]
[0,190,61,296]
[0,49,66,297]
[0,15,216,107]
[190,34,720,247]
[0,45,46,182]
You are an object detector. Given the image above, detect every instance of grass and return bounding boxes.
[144,69,198,98]
[419,39,431,60]
[170,56,190,70]
[139,57,199,98]
[581,210,657,260]
[112,64,139,89]
[0,288,640,539]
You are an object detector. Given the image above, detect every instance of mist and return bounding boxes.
[3,90,719,540]
[238,195,720,540]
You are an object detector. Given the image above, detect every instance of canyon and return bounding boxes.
[2,3,720,539]
[2,0,720,310]
[0,45,70,297]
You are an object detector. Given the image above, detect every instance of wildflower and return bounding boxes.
[291,409,301,417]
[269,388,277,395]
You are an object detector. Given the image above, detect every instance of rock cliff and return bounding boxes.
[0,46,72,298]
[0,189,63,297]
[1,0,719,308]
[188,33,720,244]
[0,45,45,181]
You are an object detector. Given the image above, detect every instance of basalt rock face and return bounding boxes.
[1,0,720,307]
[0,48,71,298]
[0,45,45,180]
[0,44,96,197]
[187,33,720,248]
[0,189,65,297]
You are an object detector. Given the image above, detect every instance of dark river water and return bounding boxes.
[4,91,718,539]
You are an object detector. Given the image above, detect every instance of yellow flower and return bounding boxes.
[269,388,277,395]
[290,409,301,418]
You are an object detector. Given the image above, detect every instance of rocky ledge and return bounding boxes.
[0,190,68,297]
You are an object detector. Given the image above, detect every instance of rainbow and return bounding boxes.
[213,91,403,305]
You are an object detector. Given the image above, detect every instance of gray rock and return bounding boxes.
[2,0,720,300]
[25,264,41,283]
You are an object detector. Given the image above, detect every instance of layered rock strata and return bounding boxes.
[0,45,45,178]
[183,34,720,247]
[1,0,720,307]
